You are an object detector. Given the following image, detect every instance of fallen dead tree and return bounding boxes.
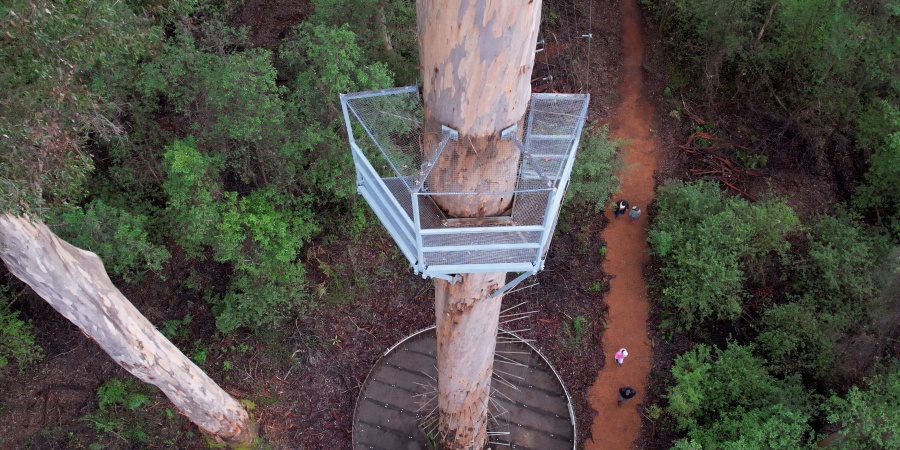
[678,131,759,201]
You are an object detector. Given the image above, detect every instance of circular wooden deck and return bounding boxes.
[352,327,575,449]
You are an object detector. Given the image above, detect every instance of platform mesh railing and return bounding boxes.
[341,87,589,277]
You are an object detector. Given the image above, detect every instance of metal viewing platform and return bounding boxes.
[340,86,589,284]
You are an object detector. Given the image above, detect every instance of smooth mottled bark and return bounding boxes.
[377,1,394,52]
[418,0,540,218]
[417,0,540,136]
[417,1,542,448]
[434,272,504,448]
[0,214,256,446]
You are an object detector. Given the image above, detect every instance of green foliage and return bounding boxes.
[139,22,294,190]
[758,0,874,116]
[191,345,208,366]
[305,0,418,84]
[565,125,623,212]
[0,287,43,373]
[278,21,394,208]
[756,302,837,382]
[645,404,663,421]
[160,314,192,343]
[86,376,193,447]
[824,367,900,449]
[561,315,589,349]
[648,0,899,207]
[649,0,899,122]
[669,0,759,70]
[220,189,313,264]
[163,138,316,332]
[542,2,561,28]
[648,181,799,332]
[854,99,900,235]
[96,379,148,412]
[211,259,310,333]
[138,11,397,332]
[0,0,158,215]
[788,212,892,322]
[162,138,224,255]
[668,342,815,449]
[47,200,170,283]
[280,22,393,122]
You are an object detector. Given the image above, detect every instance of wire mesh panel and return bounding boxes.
[340,87,589,279]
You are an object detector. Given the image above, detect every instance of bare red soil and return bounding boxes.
[586,0,661,447]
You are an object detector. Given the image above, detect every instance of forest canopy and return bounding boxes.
[0,0,897,448]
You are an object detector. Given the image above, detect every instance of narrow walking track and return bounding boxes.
[586,0,662,448]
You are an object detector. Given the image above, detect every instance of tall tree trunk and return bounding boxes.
[0,214,256,446]
[377,1,394,53]
[417,1,542,448]
[434,272,504,448]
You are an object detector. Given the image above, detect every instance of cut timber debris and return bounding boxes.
[678,131,759,201]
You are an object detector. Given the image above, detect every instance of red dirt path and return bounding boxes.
[586,0,661,448]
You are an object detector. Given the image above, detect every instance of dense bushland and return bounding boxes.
[1,0,624,377]
[2,0,897,448]
[644,0,900,235]
[648,180,798,333]
[1,0,413,335]
[640,1,899,447]
[646,181,898,448]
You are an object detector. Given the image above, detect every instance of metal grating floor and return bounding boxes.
[352,328,575,450]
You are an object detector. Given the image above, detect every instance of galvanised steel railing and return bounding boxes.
[340,86,589,285]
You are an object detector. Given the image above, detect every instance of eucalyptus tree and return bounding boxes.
[416,1,542,448]
[0,0,255,445]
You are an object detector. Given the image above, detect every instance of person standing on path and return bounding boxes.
[615,348,628,366]
[629,206,642,222]
[614,199,629,219]
[617,387,637,407]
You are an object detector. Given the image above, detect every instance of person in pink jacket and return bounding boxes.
[615,348,628,366]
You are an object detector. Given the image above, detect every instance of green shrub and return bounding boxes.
[788,212,892,322]
[565,125,624,212]
[162,138,225,256]
[0,287,43,373]
[305,0,418,84]
[756,302,837,382]
[854,99,900,236]
[47,200,170,283]
[648,181,799,332]
[87,377,165,446]
[667,342,815,449]
[139,22,295,191]
[561,315,589,349]
[96,378,148,412]
[824,366,900,449]
[212,260,311,333]
[160,314,192,343]
[164,139,317,332]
